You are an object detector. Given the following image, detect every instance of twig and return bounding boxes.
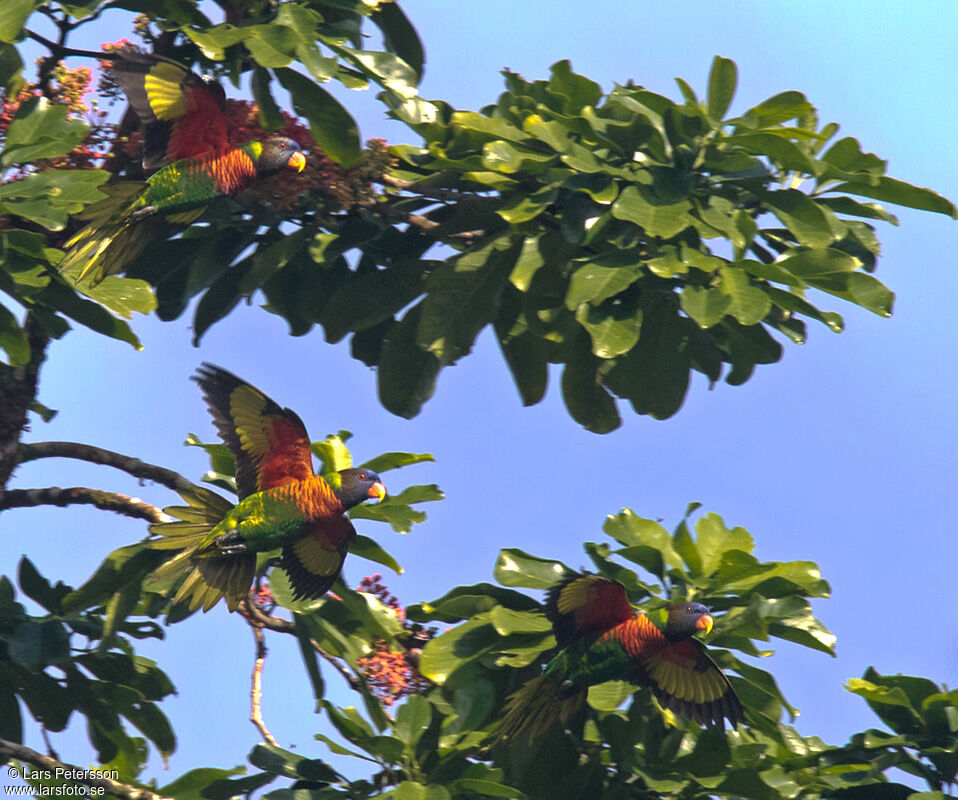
[406,214,486,241]
[240,596,363,691]
[0,736,170,800]
[18,441,196,494]
[39,727,58,761]
[0,487,171,523]
[379,173,484,204]
[248,626,278,746]
[23,30,113,61]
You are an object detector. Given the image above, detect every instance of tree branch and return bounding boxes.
[0,487,171,523]
[0,736,171,800]
[379,173,486,204]
[17,441,197,494]
[240,596,363,691]
[0,316,50,491]
[248,625,279,746]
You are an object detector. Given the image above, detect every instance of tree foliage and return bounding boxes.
[0,2,955,800]
[0,3,954,428]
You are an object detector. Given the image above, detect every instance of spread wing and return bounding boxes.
[545,572,635,647]
[193,363,314,500]
[638,638,744,728]
[109,52,229,169]
[281,517,357,601]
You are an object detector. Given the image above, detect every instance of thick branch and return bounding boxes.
[0,316,50,491]
[18,442,196,494]
[0,736,170,800]
[0,487,171,523]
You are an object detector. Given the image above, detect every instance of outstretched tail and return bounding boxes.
[497,673,586,744]
[59,183,156,284]
[147,486,253,612]
[59,182,202,284]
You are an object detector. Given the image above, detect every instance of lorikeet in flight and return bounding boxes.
[148,364,386,612]
[498,572,744,741]
[60,52,306,283]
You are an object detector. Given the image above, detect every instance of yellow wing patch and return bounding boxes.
[290,535,341,577]
[556,574,604,614]
[144,62,189,121]
[230,384,271,459]
[645,653,729,704]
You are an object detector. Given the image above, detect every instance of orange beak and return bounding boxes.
[695,614,714,635]
[287,151,306,172]
[367,481,387,502]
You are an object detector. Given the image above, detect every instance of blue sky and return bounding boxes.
[3,0,957,787]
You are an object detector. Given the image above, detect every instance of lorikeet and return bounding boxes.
[148,364,386,612]
[498,572,744,741]
[60,52,306,283]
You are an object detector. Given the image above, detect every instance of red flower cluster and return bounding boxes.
[356,574,436,706]
[0,62,113,179]
[252,581,275,613]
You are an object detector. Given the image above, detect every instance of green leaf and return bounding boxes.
[417,238,519,365]
[740,91,815,127]
[313,433,352,472]
[7,619,71,671]
[561,332,621,433]
[719,267,772,326]
[377,304,441,419]
[0,168,109,229]
[488,606,552,636]
[252,67,283,131]
[0,304,29,365]
[831,177,957,218]
[275,68,360,166]
[576,296,641,359]
[548,60,602,112]
[393,694,432,748]
[155,767,245,800]
[349,535,403,574]
[38,280,141,349]
[408,582,539,623]
[776,248,860,278]
[17,557,61,612]
[611,185,692,238]
[605,295,690,419]
[0,0,35,43]
[587,680,632,712]
[680,286,731,329]
[393,783,451,800]
[1,98,89,166]
[707,56,737,119]
[78,277,157,320]
[446,779,522,798]
[322,258,430,343]
[481,140,556,173]
[760,189,847,247]
[733,132,820,176]
[360,451,434,473]
[494,548,569,590]
[508,235,546,291]
[350,483,443,533]
[565,259,641,309]
[419,618,499,684]
[371,2,424,79]
[694,512,754,575]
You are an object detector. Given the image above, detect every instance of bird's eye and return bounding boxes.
[357,472,366,481]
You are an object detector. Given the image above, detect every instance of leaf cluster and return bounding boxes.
[110,505,954,800]
[356,57,955,427]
